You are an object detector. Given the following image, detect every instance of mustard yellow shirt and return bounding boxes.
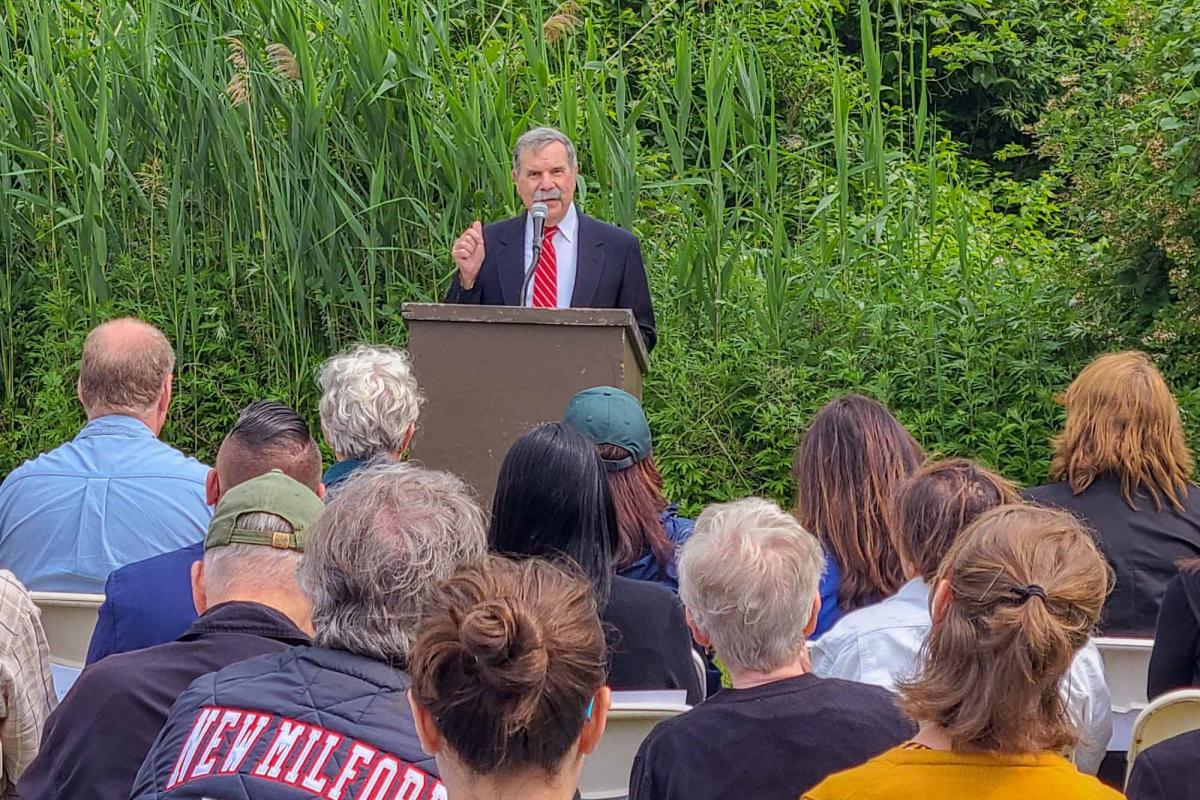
[803,745,1124,800]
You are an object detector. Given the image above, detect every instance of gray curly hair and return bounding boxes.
[300,462,487,665]
[317,345,422,461]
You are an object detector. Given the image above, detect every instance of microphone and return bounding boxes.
[521,202,550,307]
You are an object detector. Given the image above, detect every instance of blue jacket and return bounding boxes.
[86,541,202,664]
[617,506,694,591]
[130,645,442,800]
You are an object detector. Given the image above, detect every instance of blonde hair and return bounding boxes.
[900,505,1110,754]
[1051,350,1193,511]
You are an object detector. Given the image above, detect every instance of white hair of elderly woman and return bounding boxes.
[300,462,487,665]
[679,497,825,675]
[317,344,422,461]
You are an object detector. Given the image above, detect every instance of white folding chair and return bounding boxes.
[1093,636,1154,752]
[579,692,690,800]
[29,591,104,669]
[1125,688,1200,788]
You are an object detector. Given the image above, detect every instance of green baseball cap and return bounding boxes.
[563,386,652,471]
[205,470,324,552]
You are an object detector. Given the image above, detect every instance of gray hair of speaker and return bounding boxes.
[202,513,304,600]
[679,497,825,674]
[512,127,577,171]
[300,462,488,666]
[317,344,423,461]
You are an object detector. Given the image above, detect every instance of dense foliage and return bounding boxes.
[0,0,1191,510]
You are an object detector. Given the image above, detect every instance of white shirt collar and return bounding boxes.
[527,202,578,242]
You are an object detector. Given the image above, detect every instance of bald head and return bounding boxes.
[78,318,175,426]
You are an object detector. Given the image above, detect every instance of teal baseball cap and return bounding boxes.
[563,386,652,471]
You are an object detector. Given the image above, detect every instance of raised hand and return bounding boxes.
[451,221,485,289]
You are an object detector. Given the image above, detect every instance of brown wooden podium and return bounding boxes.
[402,303,649,505]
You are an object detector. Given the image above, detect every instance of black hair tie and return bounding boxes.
[1011,584,1048,604]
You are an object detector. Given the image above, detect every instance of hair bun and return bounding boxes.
[459,599,550,702]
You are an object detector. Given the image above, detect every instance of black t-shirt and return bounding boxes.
[1023,476,1200,635]
[1148,568,1200,698]
[603,575,704,705]
[629,673,914,800]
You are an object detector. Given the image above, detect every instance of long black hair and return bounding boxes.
[489,422,620,607]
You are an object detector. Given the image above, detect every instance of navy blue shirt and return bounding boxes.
[617,506,695,591]
[86,541,203,664]
[21,601,309,800]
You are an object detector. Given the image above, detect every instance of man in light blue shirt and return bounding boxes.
[0,318,210,593]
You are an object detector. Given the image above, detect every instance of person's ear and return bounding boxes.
[205,469,221,506]
[930,579,952,626]
[578,687,611,756]
[684,608,711,650]
[316,482,327,501]
[76,375,86,409]
[159,374,173,416]
[804,593,822,639]
[407,689,442,757]
[399,423,416,456]
[191,559,208,615]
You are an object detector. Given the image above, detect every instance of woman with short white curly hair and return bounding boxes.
[629,497,915,800]
[317,344,422,488]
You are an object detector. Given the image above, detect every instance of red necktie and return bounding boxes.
[531,225,559,308]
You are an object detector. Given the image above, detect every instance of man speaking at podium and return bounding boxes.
[445,127,657,351]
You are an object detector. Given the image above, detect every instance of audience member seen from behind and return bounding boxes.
[0,318,209,592]
[86,401,324,663]
[318,344,422,489]
[0,571,56,796]
[793,394,923,636]
[1024,350,1200,635]
[1147,558,1200,698]
[564,386,693,591]
[130,463,487,799]
[805,505,1121,800]
[490,422,703,704]
[629,498,914,800]
[812,459,1112,774]
[22,471,321,800]
[409,556,610,800]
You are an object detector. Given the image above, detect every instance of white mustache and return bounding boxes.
[533,189,564,201]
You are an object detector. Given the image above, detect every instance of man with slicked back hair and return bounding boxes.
[86,401,324,663]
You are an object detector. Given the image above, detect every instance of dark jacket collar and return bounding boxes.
[323,458,368,488]
[180,601,310,646]
[492,211,605,307]
[295,644,412,690]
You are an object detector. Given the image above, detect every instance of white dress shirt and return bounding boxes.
[522,202,579,308]
[810,577,1113,775]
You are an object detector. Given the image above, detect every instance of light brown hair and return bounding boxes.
[597,444,673,575]
[78,318,175,416]
[891,458,1018,584]
[1051,350,1193,512]
[409,555,607,775]
[900,505,1110,754]
[793,394,923,609]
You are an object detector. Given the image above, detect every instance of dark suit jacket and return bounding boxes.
[1126,728,1200,800]
[445,211,657,351]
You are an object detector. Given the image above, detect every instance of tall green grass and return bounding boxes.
[1,0,1093,494]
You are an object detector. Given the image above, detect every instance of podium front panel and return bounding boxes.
[404,305,645,505]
